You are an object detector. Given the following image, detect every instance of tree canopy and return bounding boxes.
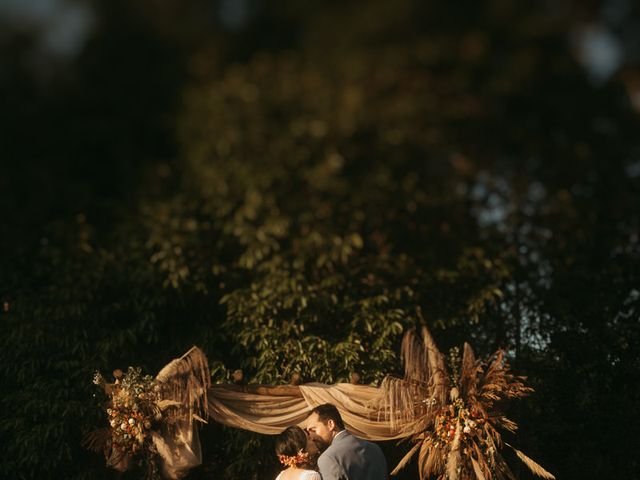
[1,1,639,479]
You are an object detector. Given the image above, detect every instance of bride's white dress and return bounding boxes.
[275,469,321,480]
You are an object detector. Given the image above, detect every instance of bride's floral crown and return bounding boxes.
[277,449,309,467]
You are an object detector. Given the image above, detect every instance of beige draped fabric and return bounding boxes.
[207,382,407,441]
[207,385,309,435]
[150,347,410,478]
[160,382,408,478]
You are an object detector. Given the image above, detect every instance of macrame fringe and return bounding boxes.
[156,346,211,423]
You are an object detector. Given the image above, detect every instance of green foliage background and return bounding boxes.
[1,1,639,479]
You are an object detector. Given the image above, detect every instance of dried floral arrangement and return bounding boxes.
[378,327,555,480]
[84,367,163,477]
[83,347,210,479]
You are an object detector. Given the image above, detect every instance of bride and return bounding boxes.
[275,426,321,480]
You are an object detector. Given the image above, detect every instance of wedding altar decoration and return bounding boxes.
[377,327,555,480]
[84,329,554,480]
[83,347,210,479]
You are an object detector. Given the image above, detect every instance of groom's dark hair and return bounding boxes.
[309,403,345,430]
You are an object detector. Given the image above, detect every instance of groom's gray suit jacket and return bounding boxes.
[317,430,387,480]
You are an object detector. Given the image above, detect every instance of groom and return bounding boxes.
[306,403,387,480]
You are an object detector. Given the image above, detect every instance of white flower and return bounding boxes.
[463,426,471,434]
[92,371,104,385]
[449,387,459,401]
[128,418,135,425]
[110,420,117,427]
[120,422,127,430]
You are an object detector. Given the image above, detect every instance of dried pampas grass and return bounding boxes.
[376,327,554,480]
[506,443,556,480]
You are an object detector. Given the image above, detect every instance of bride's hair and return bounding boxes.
[275,426,309,466]
[275,426,307,456]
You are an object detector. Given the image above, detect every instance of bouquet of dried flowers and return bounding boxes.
[85,367,163,478]
[378,327,555,480]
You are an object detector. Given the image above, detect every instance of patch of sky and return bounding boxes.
[0,0,94,59]
[625,159,640,178]
[610,289,639,330]
[570,23,624,84]
[218,0,252,31]
[527,181,546,202]
[499,284,552,353]
[469,172,513,229]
